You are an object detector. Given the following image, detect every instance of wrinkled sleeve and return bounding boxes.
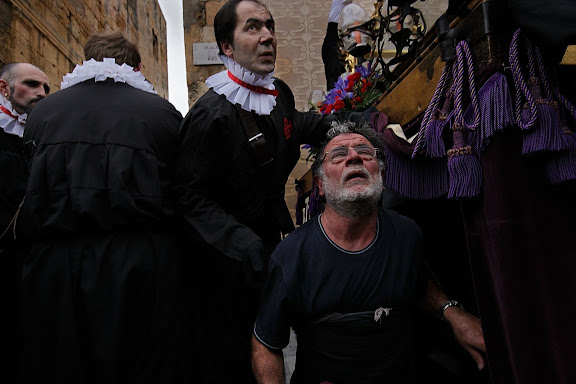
[174,104,260,262]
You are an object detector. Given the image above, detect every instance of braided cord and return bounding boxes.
[453,41,465,130]
[509,28,538,129]
[413,61,452,155]
[532,38,576,120]
[459,40,480,130]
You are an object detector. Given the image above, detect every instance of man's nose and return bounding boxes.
[260,27,274,43]
[37,87,47,98]
[345,148,363,164]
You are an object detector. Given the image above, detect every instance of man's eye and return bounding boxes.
[330,149,348,161]
[356,147,372,155]
[24,80,40,88]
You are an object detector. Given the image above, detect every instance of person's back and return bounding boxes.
[16,33,190,384]
[20,77,180,236]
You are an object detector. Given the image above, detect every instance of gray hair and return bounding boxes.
[310,120,387,179]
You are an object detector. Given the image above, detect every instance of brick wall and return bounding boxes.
[1,0,168,97]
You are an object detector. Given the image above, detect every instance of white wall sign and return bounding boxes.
[193,43,222,65]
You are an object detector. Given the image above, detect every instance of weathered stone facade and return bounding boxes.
[0,0,168,97]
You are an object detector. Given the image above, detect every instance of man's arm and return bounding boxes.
[173,103,261,262]
[252,334,285,384]
[422,275,486,370]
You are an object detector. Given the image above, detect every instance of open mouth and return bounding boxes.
[344,169,368,183]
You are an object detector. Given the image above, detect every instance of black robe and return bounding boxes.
[175,79,342,383]
[17,79,191,384]
[0,128,28,382]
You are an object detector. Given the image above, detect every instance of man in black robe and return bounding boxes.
[0,61,49,383]
[16,32,190,383]
[174,1,359,382]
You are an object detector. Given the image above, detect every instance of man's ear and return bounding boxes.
[0,79,9,97]
[221,41,234,58]
[314,175,325,198]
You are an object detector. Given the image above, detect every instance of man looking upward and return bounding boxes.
[174,0,360,382]
[252,121,486,383]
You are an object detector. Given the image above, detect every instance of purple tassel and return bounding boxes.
[447,130,482,198]
[425,98,454,158]
[546,130,576,184]
[385,148,449,199]
[521,101,568,154]
[424,118,447,158]
[520,83,568,154]
[474,72,515,151]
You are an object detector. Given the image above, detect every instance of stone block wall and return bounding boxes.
[1,0,168,97]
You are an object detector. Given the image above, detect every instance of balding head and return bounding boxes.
[0,63,50,114]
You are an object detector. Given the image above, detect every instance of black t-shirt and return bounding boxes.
[254,208,422,382]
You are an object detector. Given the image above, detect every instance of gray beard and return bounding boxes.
[322,169,383,219]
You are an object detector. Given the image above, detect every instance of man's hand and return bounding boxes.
[244,240,266,288]
[443,306,486,370]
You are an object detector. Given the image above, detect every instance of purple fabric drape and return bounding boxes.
[461,128,576,384]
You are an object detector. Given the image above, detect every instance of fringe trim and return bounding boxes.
[546,130,576,184]
[385,148,449,199]
[474,72,514,151]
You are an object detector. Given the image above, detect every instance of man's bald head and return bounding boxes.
[0,63,50,114]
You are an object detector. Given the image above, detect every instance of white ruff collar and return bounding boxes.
[61,58,157,94]
[0,94,26,138]
[206,56,277,115]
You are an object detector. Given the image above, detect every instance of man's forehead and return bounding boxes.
[236,1,273,24]
[15,64,48,82]
[326,133,371,149]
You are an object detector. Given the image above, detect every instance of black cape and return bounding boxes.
[17,79,191,384]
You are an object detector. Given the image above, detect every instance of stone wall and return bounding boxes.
[1,0,168,97]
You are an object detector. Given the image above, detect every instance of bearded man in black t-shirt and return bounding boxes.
[252,121,487,384]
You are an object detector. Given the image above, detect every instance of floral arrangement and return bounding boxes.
[319,63,383,114]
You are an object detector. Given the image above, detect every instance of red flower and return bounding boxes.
[333,99,345,111]
[347,72,361,83]
[323,104,333,114]
[361,81,372,93]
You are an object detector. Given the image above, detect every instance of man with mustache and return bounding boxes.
[0,62,49,380]
[175,1,363,382]
[252,121,486,383]
[0,62,50,229]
